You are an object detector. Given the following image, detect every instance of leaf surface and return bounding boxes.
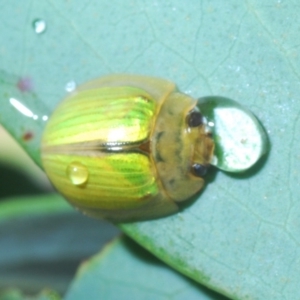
[66,236,229,300]
[0,1,299,299]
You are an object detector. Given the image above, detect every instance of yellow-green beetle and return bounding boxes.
[41,74,214,222]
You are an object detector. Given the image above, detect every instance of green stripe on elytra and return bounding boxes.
[49,99,154,128]
[103,153,158,198]
[46,96,156,143]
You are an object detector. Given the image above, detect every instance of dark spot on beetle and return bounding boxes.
[206,132,213,138]
[22,132,34,141]
[168,178,175,186]
[187,110,203,127]
[155,131,164,143]
[155,151,164,163]
[141,192,153,201]
[173,140,181,159]
[174,148,181,159]
[139,96,152,103]
[138,140,150,153]
[17,77,33,92]
[192,164,208,177]
[167,108,175,116]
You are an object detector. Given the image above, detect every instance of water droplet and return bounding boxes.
[197,96,269,172]
[32,19,47,34]
[9,97,39,120]
[67,162,89,185]
[42,115,48,121]
[65,80,77,92]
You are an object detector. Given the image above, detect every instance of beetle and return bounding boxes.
[41,74,214,222]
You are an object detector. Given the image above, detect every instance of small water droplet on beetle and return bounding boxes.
[67,162,89,185]
[32,19,47,34]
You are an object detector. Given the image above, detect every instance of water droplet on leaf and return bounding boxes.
[197,96,268,172]
[32,19,46,34]
[65,80,77,92]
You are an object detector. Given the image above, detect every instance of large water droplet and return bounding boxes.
[32,19,47,34]
[67,162,89,185]
[197,96,269,172]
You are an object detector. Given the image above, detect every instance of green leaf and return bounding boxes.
[66,236,228,300]
[0,194,71,222]
[0,288,61,300]
[0,195,119,294]
[0,1,299,299]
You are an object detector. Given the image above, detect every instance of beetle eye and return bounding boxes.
[187,110,203,127]
[192,163,208,177]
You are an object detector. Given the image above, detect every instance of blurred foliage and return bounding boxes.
[0,126,52,199]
